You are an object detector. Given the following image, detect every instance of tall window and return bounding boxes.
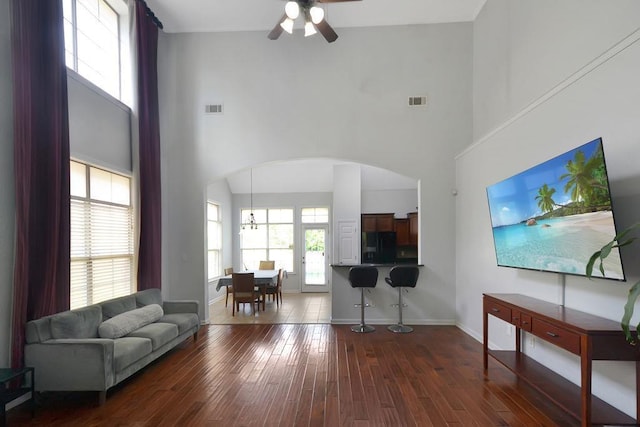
[241,208,294,272]
[70,160,134,309]
[63,0,130,103]
[207,202,222,280]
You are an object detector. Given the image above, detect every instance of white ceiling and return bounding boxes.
[145,0,486,34]
[226,159,418,194]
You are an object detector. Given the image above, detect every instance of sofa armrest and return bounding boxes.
[163,300,199,315]
[25,338,115,392]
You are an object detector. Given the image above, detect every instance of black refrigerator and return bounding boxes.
[361,232,397,264]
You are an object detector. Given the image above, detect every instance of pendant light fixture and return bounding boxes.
[242,169,257,230]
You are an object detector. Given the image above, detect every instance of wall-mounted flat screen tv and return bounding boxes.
[486,137,625,280]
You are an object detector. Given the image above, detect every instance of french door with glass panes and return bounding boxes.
[301,225,329,292]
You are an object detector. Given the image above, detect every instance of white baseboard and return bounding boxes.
[331,318,456,326]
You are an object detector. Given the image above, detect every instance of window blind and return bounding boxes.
[70,185,133,309]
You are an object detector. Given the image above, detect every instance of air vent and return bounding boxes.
[205,104,224,114]
[408,96,427,107]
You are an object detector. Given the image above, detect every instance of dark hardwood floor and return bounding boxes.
[8,324,580,426]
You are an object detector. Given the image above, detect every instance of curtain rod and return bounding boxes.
[138,0,163,30]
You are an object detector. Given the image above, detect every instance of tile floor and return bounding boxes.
[208,292,331,324]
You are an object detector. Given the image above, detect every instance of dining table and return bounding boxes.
[216,270,279,311]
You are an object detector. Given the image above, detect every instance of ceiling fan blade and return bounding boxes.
[268,14,286,40]
[314,20,338,43]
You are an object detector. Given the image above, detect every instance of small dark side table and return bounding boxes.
[0,367,34,426]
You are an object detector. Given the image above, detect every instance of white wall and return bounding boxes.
[472,0,640,141]
[158,23,473,323]
[361,189,418,216]
[0,0,14,367]
[458,0,640,416]
[157,30,207,311]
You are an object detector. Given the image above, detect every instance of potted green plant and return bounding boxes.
[587,222,640,343]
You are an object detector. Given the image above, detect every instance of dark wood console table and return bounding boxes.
[483,293,639,427]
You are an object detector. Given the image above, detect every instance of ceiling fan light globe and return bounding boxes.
[280,18,294,34]
[284,1,300,19]
[310,6,324,24]
[304,21,317,37]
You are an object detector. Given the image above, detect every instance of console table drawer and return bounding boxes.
[532,318,580,355]
[512,311,532,331]
[485,300,511,323]
[520,313,532,332]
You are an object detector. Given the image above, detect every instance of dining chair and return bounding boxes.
[232,272,260,316]
[265,269,284,306]
[259,260,275,270]
[223,267,233,307]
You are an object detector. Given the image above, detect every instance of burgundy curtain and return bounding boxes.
[10,0,70,368]
[135,0,162,290]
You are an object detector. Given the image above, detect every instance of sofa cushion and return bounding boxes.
[26,315,55,344]
[160,313,199,335]
[98,304,164,339]
[100,295,137,320]
[50,305,102,339]
[113,337,153,372]
[127,323,179,350]
[135,288,163,307]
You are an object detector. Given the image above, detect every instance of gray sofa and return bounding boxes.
[24,289,200,403]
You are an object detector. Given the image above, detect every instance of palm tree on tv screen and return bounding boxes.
[535,184,557,213]
[560,146,609,208]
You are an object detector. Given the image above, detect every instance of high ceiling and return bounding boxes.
[145,0,486,34]
[148,0,486,193]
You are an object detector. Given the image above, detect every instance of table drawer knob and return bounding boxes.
[491,308,500,312]
[546,331,559,338]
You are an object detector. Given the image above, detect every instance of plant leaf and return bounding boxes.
[585,222,640,342]
[598,260,606,276]
[621,280,640,344]
[616,237,638,249]
[586,251,601,278]
[585,223,639,279]
[600,241,614,259]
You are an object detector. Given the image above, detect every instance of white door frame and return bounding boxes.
[301,224,330,293]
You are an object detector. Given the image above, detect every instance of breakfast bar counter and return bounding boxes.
[330,264,424,326]
[330,263,423,268]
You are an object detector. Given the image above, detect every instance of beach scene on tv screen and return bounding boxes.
[486,138,624,280]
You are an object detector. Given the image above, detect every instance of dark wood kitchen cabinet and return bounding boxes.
[362,214,395,232]
[395,212,418,247]
[408,212,418,245]
[395,219,410,245]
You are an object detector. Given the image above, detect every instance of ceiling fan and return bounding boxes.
[268,0,362,43]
